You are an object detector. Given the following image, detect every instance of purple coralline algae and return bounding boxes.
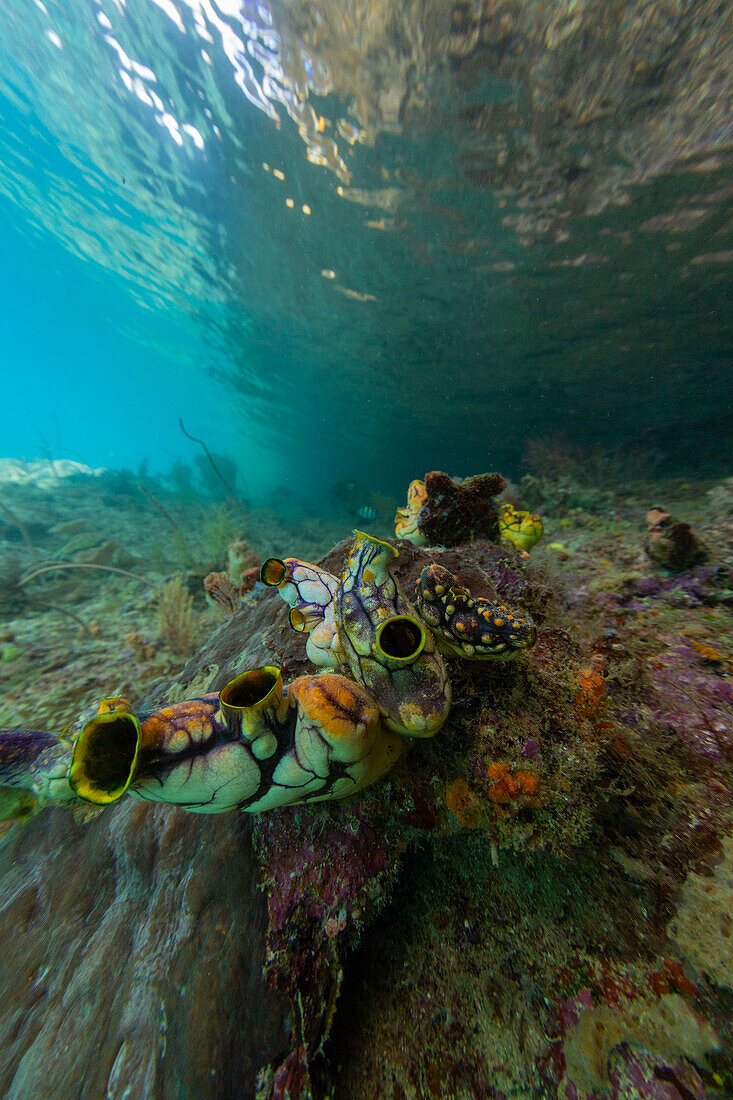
[645,639,733,761]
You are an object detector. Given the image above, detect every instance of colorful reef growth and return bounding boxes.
[1,468,733,1099]
[415,562,537,659]
[2,665,404,815]
[262,531,452,738]
[395,470,506,546]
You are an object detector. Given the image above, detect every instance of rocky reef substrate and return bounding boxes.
[1,470,733,1098]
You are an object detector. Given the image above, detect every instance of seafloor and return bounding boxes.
[0,457,731,1100]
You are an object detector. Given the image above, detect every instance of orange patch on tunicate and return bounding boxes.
[140,712,188,753]
[293,674,376,740]
[445,778,482,828]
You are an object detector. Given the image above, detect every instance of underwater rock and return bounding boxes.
[644,640,733,761]
[396,470,506,546]
[668,834,733,988]
[0,805,290,1098]
[0,458,105,488]
[644,507,707,571]
[559,989,719,1093]
[2,520,733,1098]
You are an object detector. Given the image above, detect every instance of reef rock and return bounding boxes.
[0,804,290,1098]
[1,525,732,1099]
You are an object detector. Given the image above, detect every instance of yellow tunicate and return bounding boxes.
[498,503,544,551]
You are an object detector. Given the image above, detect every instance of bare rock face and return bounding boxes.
[0,802,290,1098]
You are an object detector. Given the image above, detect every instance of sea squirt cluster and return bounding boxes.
[0,525,535,816]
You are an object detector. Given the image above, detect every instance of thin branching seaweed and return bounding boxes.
[0,499,38,561]
[156,575,198,656]
[19,562,148,586]
[178,417,239,503]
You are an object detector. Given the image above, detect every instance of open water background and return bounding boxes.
[0,0,731,505]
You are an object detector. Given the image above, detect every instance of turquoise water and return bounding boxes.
[0,0,731,496]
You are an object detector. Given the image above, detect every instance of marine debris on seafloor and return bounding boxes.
[0,458,732,1098]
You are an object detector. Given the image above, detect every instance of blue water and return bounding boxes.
[1,0,731,502]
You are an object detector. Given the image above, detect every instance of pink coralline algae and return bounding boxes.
[609,1049,707,1100]
[252,800,403,1096]
[548,983,713,1100]
[254,799,400,963]
[645,641,733,761]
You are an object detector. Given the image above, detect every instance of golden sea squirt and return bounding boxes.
[498,502,544,551]
[415,563,537,660]
[260,556,342,666]
[335,531,451,737]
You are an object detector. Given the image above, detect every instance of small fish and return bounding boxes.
[356,505,379,521]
